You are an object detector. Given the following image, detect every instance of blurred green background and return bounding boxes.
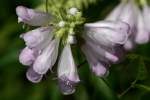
[0,0,150,100]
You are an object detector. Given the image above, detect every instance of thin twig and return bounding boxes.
[118,80,137,98]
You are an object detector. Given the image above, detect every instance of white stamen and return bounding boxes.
[69,7,78,16]
[58,21,65,28]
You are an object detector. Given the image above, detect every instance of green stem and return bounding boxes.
[46,0,48,12]
[118,80,137,98]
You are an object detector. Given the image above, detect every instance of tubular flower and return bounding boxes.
[105,0,150,50]
[82,20,130,77]
[58,44,80,95]
[17,5,83,95]
[17,0,150,95]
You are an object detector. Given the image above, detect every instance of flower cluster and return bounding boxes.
[105,0,150,50]
[82,21,129,77]
[82,0,150,78]
[16,0,150,95]
[17,6,81,95]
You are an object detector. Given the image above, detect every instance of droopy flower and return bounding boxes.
[106,0,150,50]
[82,20,130,77]
[58,44,80,95]
[17,5,82,95]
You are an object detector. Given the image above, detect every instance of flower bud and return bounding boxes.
[19,47,36,66]
[26,67,43,83]
[33,38,60,74]
[58,44,80,95]
[21,27,53,49]
[16,6,52,26]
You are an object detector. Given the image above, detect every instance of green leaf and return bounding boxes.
[90,75,118,100]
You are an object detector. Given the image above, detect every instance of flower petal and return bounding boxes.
[85,21,130,34]
[143,4,150,33]
[81,44,109,77]
[135,10,149,44]
[16,6,52,26]
[86,40,119,63]
[105,2,125,21]
[21,27,53,49]
[118,1,138,35]
[123,39,135,50]
[26,67,43,83]
[58,44,80,95]
[19,47,36,66]
[84,26,128,47]
[33,38,60,74]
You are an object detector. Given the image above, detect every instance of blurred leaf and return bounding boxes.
[74,85,89,100]
[126,54,140,60]
[90,75,118,100]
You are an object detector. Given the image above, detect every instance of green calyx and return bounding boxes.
[51,7,85,44]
